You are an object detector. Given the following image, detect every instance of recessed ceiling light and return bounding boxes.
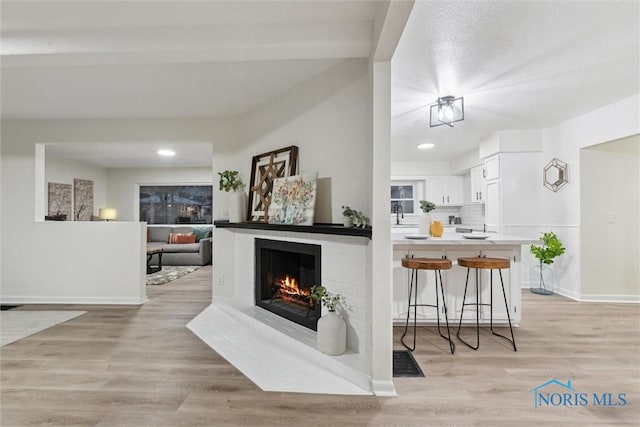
[417,143,435,150]
[157,149,175,157]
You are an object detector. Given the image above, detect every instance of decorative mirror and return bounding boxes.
[543,158,568,192]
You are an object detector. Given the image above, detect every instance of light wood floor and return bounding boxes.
[1,266,638,426]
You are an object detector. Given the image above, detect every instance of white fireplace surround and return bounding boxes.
[189,227,377,395]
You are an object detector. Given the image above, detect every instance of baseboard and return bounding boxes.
[522,285,639,303]
[578,294,640,303]
[371,380,397,397]
[0,295,147,305]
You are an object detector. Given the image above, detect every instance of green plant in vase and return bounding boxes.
[218,170,244,192]
[310,285,345,312]
[310,285,347,355]
[218,170,245,222]
[341,205,369,229]
[530,231,566,295]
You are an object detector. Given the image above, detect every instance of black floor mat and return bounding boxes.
[393,350,425,377]
[1,305,23,310]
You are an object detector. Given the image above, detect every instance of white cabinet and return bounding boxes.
[484,155,500,180]
[426,176,464,206]
[470,166,485,203]
[485,179,501,233]
[393,248,442,322]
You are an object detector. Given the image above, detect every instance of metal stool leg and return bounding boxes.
[401,268,418,351]
[436,269,455,354]
[489,269,517,351]
[457,267,480,350]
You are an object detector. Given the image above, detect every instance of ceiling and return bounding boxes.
[2,1,639,168]
[45,142,214,169]
[391,0,640,162]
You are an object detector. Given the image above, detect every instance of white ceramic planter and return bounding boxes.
[419,213,432,235]
[343,217,354,228]
[228,191,246,223]
[316,311,347,355]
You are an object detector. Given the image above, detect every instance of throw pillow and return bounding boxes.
[192,227,211,242]
[168,232,195,244]
[174,233,197,244]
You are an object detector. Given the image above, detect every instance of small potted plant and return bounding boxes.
[530,231,566,295]
[311,285,347,355]
[341,205,369,229]
[218,170,245,223]
[341,205,356,227]
[418,200,436,235]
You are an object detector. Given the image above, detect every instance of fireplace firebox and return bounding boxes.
[255,239,321,330]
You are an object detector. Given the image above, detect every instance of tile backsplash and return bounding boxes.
[391,203,485,229]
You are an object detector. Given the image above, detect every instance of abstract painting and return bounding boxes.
[268,173,317,226]
[73,178,94,221]
[47,183,72,221]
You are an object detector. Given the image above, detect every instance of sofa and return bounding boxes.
[147,225,212,266]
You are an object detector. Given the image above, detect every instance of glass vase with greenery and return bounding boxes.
[530,231,566,295]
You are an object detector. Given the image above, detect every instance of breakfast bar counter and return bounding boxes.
[393,232,538,247]
[392,231,538,325]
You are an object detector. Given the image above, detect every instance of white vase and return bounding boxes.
[228,191,246,223]
[419,213,432,235]
[343,217,354,228]
[317,311,347,355]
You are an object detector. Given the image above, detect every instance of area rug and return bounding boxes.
[146,265,201,286]
[1,310,86,347]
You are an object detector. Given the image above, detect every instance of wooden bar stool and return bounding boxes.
[400,257,455,354]
[456,257,517,352]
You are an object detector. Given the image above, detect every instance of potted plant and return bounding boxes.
[311,285,347,355]
[218,170,245,223]
[418,200,436,235]
[341,205,356,227]
[530,231,566,295]
[341,205,369,229]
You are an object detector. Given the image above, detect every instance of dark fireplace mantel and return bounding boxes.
[214,220,372,239]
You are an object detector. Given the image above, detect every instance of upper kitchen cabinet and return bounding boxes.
[426,176,464,206]
[470,165,485,203]
[484,155,500,180]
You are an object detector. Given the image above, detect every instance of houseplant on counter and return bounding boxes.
[341,205,369,229]
[311,285,347,355]
[218,170,245,223]
[530,231,566,295]
[418,200,436,235]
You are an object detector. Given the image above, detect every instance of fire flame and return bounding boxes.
[276,275,313,307]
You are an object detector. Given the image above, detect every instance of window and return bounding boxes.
[390,184,415,214]
[140,185,212,224]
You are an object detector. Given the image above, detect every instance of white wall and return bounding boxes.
[580,136,639,301]
[1,118,235,303]
[45,154,108,219]
[107,167,213,222]
[231,59,373,224]
[390,160,450,176]
[540,94,640,300]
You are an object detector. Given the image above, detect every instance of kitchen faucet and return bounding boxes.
[393,204,404,225]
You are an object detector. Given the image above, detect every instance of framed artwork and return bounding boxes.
[247,146,299,222]
[47,182,72,221]
[268,173,317,226]
[74,178,94,221]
